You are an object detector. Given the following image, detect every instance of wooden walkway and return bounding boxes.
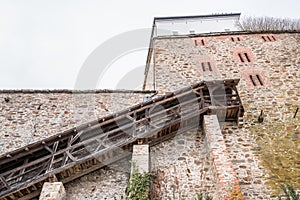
[0,79,244,200]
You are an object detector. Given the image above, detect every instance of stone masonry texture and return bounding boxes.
[1,32,299,200]
[144,32,300,199]
[131,144,149,173]
[65,158,131,200]
[0,91,153,199]
[203,115,242,199]
[39,182,66,200]
[150,128,217,199]
[0,91,153,154]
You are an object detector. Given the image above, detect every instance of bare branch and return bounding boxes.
[238,16,300,32]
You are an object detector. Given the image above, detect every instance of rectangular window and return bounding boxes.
[195,39,206,46]
[256,75,263,85]
[261,35,277,42]
[249,75,264,86]
[237,52,251,62]
[249,75,256,86]
[244,53,251,62]
[201,62,212,72]
[207,62,212,71]
[201,62,205,71]
[271,35,276,41]
[238,53,244,62]
[231,37,241,42]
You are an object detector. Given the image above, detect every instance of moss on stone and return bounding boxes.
[248,106,300,195]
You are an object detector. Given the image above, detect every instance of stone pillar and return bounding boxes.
[126,145,150,199]
[131,144,149,173]
[204,115,243,200]
[39,182,66,200]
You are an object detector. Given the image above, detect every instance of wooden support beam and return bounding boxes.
[0,79,244,199]
[46,141,59,173]
[0,175,9,189]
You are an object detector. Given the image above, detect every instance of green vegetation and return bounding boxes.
[247,106,300,195]
[278,185,300,200]
[126,172,156,200]
[196,192,213,200]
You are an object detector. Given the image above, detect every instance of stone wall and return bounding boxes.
[65,158,131,200]
[1,32,299,199]
[0,90,153,154]
[203,115,243,200]
[0,90,153,200]
[145,32,300,198]
[150,127,217,199]
[148,33,299,93]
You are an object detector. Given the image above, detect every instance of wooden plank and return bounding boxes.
[18,190,41,200]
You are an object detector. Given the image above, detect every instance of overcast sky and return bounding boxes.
[0,0,299,89]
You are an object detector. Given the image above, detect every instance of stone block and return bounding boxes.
[39,182,66,200]
[131,144,149,173]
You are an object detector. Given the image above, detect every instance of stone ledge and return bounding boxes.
[131,144,149,173]
[0,89,156,94]
[204,115,243,200]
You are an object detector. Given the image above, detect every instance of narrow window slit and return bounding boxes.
[201,63,206,71]
[207,62,212,71]
[237,37,241,41]
[231,37,235,42]
[271,35,276,41]
[267,36,271,41]
[238,53,244,62]
[194,40,198,46]
[249,75,256,86]
[262,36,266,42]
[256,75,264,86]
[201,39,205,46]
[244,53,251,62]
